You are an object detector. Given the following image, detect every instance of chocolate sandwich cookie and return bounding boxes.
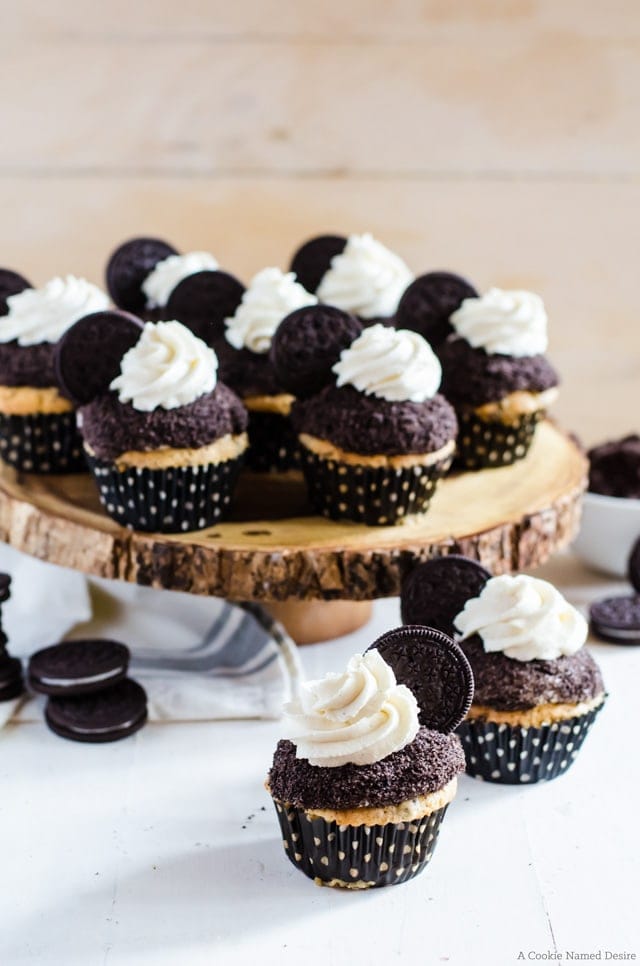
[0,269,32,315]
[400,555,491,637]
[269,305,362,398]
[396,271,478,349]
[55,310,144,406]
[289,234,347,294]
[106,237,178,314]
[165,270,245,346]
[45,678,148,743]
[590,595,640,645]
[28,639,131,696]
[368,625,474,732]
[628,536,640,593]
[0,654,24,702]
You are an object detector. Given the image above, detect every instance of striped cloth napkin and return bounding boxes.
[0,544,301,726]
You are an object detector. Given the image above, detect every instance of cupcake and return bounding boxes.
[266,625,470,889]
[221,267,317,472]
[55,311,248,533]
[105,236,244,338]
[401,557,606,784]
[436,288,559,470]
[291,323,458,525]
[290,232,414,326]
[0,272,109,473]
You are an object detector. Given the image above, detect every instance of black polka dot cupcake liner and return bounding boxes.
[300,446,453,526]
[454,408,545,471]
[456,702,605,784]
[85,451,244,533]
[0,410,85,474]
[272,798,450,889]
[244,411,300,473]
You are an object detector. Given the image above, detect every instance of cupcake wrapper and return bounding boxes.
[244,411,300,473]
[300,447,453,526]
[457,703,604,784]
[454,409,544,471]
[85,452,243,533]
[273,799,450,889]
[0,411,85,474]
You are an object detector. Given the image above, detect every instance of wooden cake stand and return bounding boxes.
[0,421,586,643]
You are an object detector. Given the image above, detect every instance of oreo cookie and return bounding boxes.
[289,235,347,293]
[0,654,24,702]
[165,270,245,345]
[28,639,130,697]
[106,237,177,313]
[45,678,148,743]
[395,272,478,348]
[0,269,31,316]
[401,555,491,637]
[589,595,640,645]
[270,305,362,397]
[55,310,144,406]
[368,625,474,733]
[0,572,11,604]
[628,536,640,594]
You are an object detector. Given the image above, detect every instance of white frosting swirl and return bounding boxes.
[454,574,587,663]
[224,267,316,354]
[110,320,218,412]
[142,251,219,308]
[3,276,109,346]
[284,648,420,768]
[332,323,442,402]
[316,233,414,319]
[449,287,548,357]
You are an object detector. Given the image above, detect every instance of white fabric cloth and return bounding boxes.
[0,544,300,727]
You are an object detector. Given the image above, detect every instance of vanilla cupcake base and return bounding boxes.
[455,389,558,471]
[84,433,248,533]
[0,385,84,473]
[271,779,457,889]
[457,695,605,784]
[299,434,455,526]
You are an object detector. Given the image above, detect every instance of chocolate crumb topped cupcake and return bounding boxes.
[267,626,469,889]
[438,288,559,470]
[0,273,109,473]
[292,324,457,525]
[587,434,640,498]
[56,312,248,532]
[290,232,414,326]
[401,559,606,783]
[222,267,317,472]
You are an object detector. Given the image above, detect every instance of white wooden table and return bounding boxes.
[1,554,637,966]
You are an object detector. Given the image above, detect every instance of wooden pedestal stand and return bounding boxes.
[0,421,586,643]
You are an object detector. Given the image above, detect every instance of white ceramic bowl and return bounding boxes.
[572,491,640,577]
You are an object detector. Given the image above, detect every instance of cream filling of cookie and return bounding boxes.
[298,433,455,470]
[0,385,74,416]
[467,692,605,728]
[301,777,458,827]
[472,387,559,424]
[84,432,249,471]
[243,393,295,416]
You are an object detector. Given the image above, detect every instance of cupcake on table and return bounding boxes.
[289,319,458,525]
[220,267,317,472]
[0,270,109,473]
[438,287,559,469]
[266,625,471,889]
[55,311,248,533]
[401,556,606,784]
[289,232,414,326]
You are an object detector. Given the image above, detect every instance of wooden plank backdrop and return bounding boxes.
[2,0,639,444]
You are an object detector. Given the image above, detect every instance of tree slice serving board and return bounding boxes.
[0,421,586,603]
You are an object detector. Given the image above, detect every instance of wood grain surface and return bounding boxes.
[0,421,587,600]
